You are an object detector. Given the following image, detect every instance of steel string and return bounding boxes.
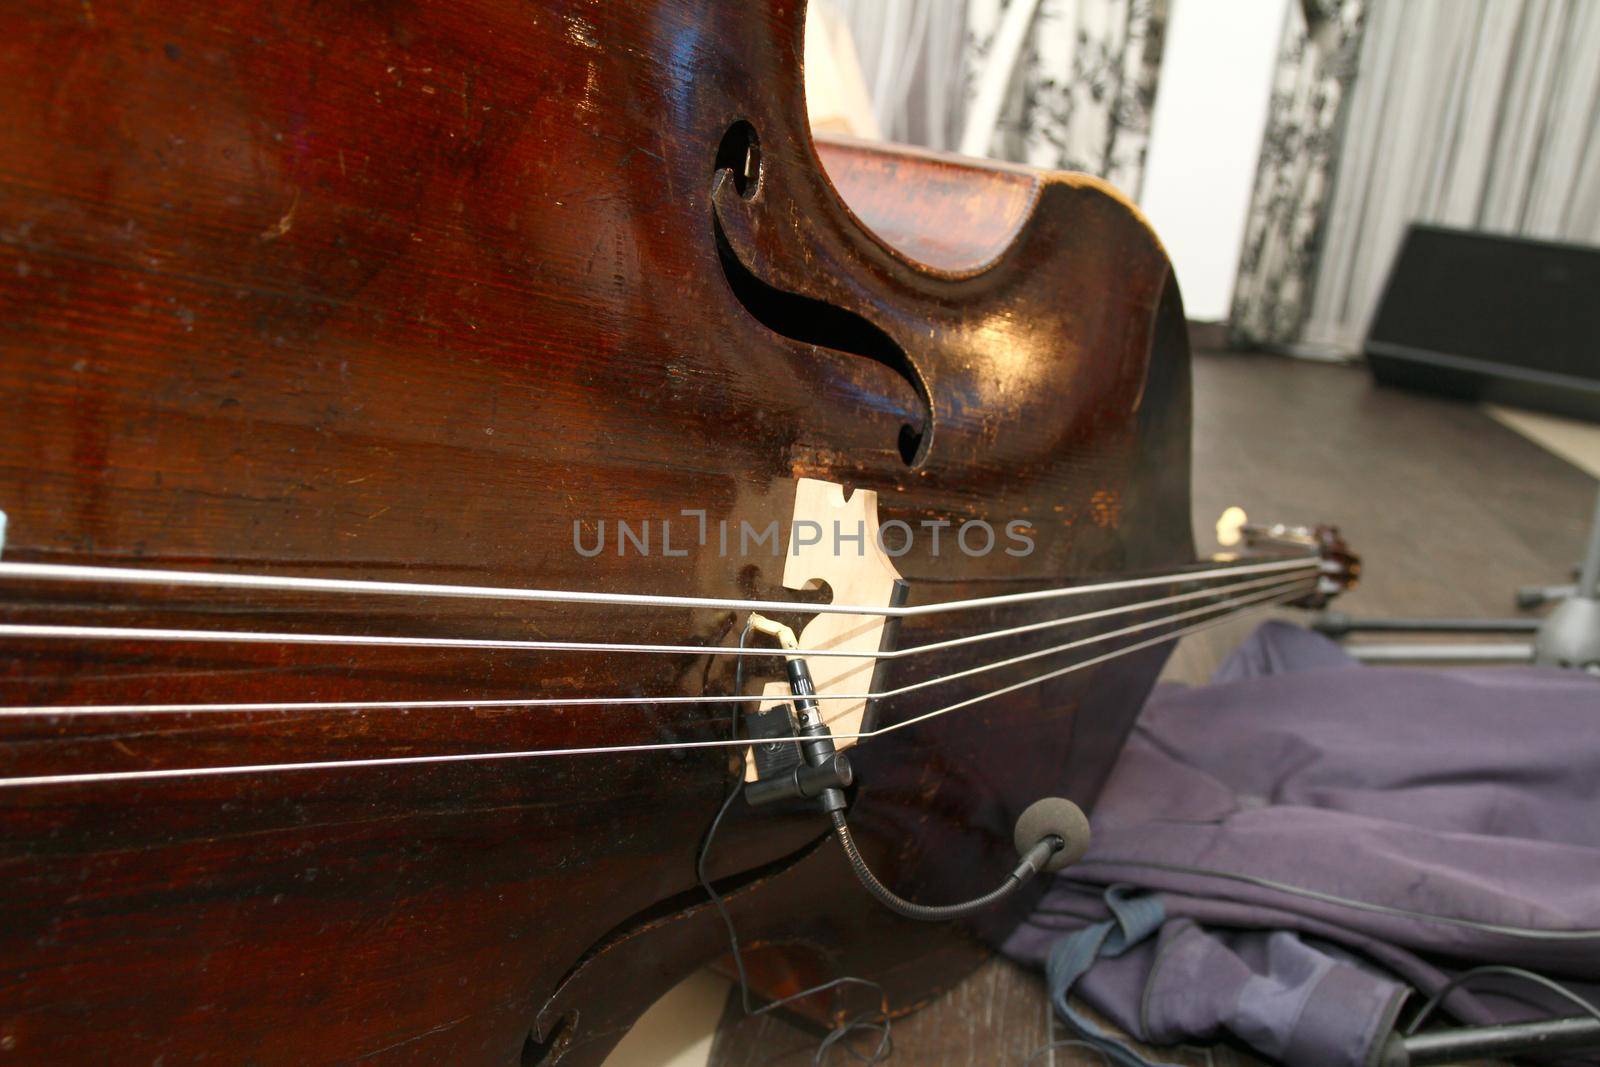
[0,578,1313,789]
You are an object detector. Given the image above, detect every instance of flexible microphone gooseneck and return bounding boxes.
[830,801,1085,921]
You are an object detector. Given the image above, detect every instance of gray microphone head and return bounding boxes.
[1014,797,1091,873]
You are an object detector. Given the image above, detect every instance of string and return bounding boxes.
[0,621,880,659]
[0,577,1312,788]
[0,564,1316,662]
[0,571,1314,717]
[848,580,1308,742]
[0,577,1309,727]
[852,576,1308,711]
[0,555,1316,620]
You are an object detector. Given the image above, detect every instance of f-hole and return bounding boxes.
[714,119,763,199]
[521,1013,574,1066]
[712,122,931,467]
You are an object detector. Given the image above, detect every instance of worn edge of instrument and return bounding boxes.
[810,131,1173,281]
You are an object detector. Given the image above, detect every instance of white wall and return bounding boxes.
[1139,0,1288,322]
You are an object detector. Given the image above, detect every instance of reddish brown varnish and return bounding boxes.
[0,2,1193,1063]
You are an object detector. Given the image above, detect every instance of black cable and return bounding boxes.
[830,809,1054,922]
[694,623,894,1065]
[814,1009,892,1065]
[1402,964,1600,1037]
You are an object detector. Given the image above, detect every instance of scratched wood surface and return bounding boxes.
[710,348,1594,1065]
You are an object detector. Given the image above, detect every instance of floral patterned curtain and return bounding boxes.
[1228,0,1368,351]
[1234,0,1600,354]
[827,0,1169,200]
[965,0,1169,199]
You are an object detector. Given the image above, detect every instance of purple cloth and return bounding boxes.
[1004,621,1600,1067]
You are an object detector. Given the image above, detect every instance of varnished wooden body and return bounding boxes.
[0,1,1193,1062]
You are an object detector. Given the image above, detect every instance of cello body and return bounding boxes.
[0,1,1193,1062]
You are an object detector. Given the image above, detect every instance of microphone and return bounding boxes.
[1014,797,1092,873]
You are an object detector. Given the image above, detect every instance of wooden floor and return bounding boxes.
[707,350,1600,1067]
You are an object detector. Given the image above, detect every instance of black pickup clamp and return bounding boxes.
[743,658,854,811]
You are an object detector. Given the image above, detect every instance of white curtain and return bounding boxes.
[827,0,972,150]
[826,0,1169,197]
[1300,0,1600,354]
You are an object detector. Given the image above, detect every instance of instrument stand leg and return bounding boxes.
[1516,582,1577,609]
[1341,642,1535,664]
[1382,1015,1600,1066]
[1315,486,1600,671]
[1313,614,1539,636]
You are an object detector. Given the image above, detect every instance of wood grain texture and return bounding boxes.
[712,350,1580,1065]
[0,1,1197,1062]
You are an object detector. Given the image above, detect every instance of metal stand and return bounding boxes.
[1382,1015,1600,1066]
[1533,487,1600,669]
[1340,642,1536,664]
[1315,614,1540,635]
[1317,487,1600,671]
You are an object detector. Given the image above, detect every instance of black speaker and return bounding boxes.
[1364,224,1600,422]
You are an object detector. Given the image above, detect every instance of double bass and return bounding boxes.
[0,1,1353,1062]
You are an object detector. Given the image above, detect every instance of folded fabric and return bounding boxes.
[1003,621,1600,1067]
